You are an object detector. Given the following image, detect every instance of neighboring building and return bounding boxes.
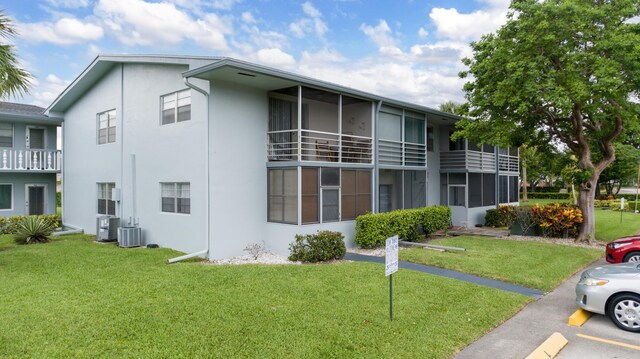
[47,55,518,259]
[0,102,62,217]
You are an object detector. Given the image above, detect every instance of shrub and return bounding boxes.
[484,209,505,227]
[594,199,629,211]
[355,206,451,248]
[288,231,346,262]
[1,214,61,235]
[14,216,55,244]
[56,192,61,207]
[531,203,583,238]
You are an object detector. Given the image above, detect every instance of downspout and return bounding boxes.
[374,100,382,213]
[168,76,210,264]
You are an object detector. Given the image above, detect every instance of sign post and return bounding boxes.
[385,235,399,321]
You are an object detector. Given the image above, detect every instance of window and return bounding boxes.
[161,183,190,214]
[302,168,319,224]
[161,89,191,125]
[0,184,12,210]
[268,169,297,223]
[341,170,371,220]
[0,123,13,147]
[97,183,116,215]
[97,110,116,144]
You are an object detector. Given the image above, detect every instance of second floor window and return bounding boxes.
[0,123,12,147]
[97,110,116,144]
[161,89,191,125]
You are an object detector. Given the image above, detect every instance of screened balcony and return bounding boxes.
[498,147,519,173]
[267,86,372,164]
[0,149,62,172]
[377,107,427,167]
[440,138,498,172]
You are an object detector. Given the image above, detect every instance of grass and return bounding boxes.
[399,236,602,291]
[0,234,531,358]
[520,198,640,242]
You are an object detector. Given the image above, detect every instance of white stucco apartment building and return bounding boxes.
[47,55,519,260]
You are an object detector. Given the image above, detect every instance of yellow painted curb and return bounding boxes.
[526,332,568,359]
[568,309,592,327]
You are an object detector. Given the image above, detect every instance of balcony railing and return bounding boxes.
[0,149,62,172]
[440,150,496,172]
[499,154,519,173]
[267,129,372,164]
[378,139,426,166]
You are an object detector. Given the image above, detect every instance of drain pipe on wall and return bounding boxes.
[167,76,211,264]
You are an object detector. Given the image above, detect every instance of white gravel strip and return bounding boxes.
[207,252,301,265]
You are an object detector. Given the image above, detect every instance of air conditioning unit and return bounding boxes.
[118,226,142,248]
[96,216,119,242]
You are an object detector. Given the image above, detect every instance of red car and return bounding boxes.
[606,236,640,263]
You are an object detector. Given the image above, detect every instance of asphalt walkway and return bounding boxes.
[345,252,545,298]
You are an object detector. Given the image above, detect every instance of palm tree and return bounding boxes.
[0,10,31,98]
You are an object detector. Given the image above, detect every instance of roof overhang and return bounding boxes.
[0,112,62,125]
[46,54,222,114]
[183,58,462,123]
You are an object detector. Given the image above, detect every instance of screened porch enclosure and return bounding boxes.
[267,86,373,163]
[378,107,427,167]
[378,169,426,212]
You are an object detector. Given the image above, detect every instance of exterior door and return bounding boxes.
[26,184,46,215]
[448,184,467,227]
[26,127,45,149]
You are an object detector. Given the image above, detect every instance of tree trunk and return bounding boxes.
[577,179,597,243]
[522,165,528,202]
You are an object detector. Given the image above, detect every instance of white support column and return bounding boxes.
[338,94,342,163]
[297,86,302,162]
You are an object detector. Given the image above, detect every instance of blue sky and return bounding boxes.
[5,0,513,108]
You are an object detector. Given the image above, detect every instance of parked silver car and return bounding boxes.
[575,262,640,333]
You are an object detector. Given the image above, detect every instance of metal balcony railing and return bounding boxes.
[267,129,372,164]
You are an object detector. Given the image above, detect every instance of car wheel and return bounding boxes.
[608,294,640,333]
[623,251,640,263]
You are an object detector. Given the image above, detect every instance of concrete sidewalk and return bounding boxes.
[345,252,544,298]
[454,258,639,359]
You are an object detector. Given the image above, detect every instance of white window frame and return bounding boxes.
[97,109,116,144]
[160,89,191,125]
[97,182,116,215]
[0,123,14,148]
[160,182,191,214]
[0,183,13,211]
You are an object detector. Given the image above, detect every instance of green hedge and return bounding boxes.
[0,214,62,235]
[355,206,450,248]
[524,192,571,199]
[525,187,563,193]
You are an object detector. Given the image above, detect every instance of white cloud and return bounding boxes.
[288,1,328,38]
[241,24,288,49]
[418,27,428,39]
[95,0,231,50]
[359,20,397,49]
[28,74,72,108]
[45,0,90,8]
[241,11,256,24]
[210,0,242,10]
[19,17,104,45]
[256,48,296,67]
[429,6,509,41]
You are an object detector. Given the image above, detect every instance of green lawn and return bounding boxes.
[0,234,531,358]
[399,236,602,291]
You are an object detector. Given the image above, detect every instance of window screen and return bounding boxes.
[97,182,116,215]
[468,173,482,208]
[0,123,13,147]
[483,174,496,206]
[268,169,297,223]
[302,168,318,224]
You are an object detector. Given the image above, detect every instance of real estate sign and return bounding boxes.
[385,235,399,276]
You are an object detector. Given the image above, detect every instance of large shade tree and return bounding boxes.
[456,0,640,242]
[0,10,31,98]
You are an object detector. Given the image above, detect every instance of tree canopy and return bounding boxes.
[456,0,640,242]
[0,11,31,98]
